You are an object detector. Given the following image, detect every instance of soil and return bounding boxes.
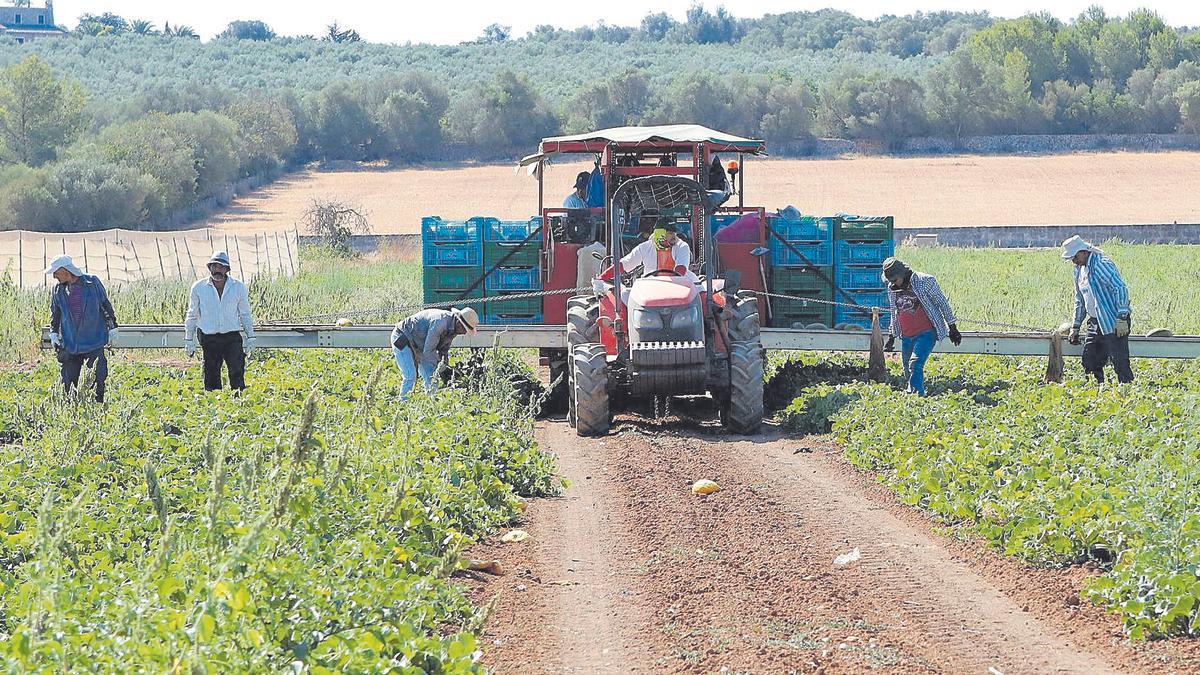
[462,418,1200,674]
[205,152,1200,234]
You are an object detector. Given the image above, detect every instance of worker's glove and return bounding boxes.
[49,332,63,350]
[1068,326,1081,346]
[948,323,962,347]
[107,328,120,347]
[184,340,196,358]
[884,336,895,352]
[1114,314,1131,338]
[243,337,257,356]
[591,278,609,296]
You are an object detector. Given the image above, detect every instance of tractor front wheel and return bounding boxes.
[571,343,610,437]
[724,340,764,435]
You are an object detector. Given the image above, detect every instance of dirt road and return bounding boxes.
[465,420,1200,674]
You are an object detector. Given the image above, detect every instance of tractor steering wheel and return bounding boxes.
[643,268,684,279]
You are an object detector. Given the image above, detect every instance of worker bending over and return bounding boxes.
[597,219,692,287]
[391,307,479,400]
[1062,236,1134,383]
[184,251,257,391]
[882,257,961,396]
[46,254,118,402]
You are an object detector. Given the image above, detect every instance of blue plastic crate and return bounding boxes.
[835,265,887,290]
[482,313,544,325]
[769,238,832,267]
[485,266,541,292]
[835,239,895,266]
[421,216,478,243]
[422,240,481,267]
[766,216,833,242]
[483,217,542,243]
[834,289,892,330]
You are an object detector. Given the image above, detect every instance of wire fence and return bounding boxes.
[0,228,299,289]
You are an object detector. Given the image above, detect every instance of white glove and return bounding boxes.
[108,328,120,346]
[184,340,196,358]
[591,279,609,296]
[49,332,63,349]
[243,337,257,355]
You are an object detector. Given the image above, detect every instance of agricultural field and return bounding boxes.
[206,151,1200,235]
[4,243,1200,670]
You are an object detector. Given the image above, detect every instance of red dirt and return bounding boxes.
[465,419,1200,673]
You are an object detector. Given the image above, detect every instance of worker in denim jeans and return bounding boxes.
[390,307,479,400]
[881,258,961,396]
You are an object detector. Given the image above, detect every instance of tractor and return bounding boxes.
[521,125,767,436]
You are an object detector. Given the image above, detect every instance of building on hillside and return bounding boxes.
[0,3,67,44]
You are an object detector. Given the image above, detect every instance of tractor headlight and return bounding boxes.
[671,305,701,329]
[633,308,663,329]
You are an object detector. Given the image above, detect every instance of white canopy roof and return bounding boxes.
[519,124,766,167]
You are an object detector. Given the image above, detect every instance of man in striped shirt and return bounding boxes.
[1062,236,1134,383]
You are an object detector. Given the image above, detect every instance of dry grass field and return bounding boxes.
[205,151,1200,234]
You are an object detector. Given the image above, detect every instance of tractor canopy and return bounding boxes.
[518,124,767,167]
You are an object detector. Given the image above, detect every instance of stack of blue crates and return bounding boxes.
[765,215,835,328]
[422,216,484,315]
[832,215,895,330]
[482,217,543,324]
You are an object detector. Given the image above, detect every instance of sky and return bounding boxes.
[50,0,1200,44]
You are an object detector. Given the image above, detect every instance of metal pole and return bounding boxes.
[738,153,745,209]
[103,238,112,283]
[17,230,22,289]
[155,238,166,279]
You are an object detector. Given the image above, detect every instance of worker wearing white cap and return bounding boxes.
[44,254,118,402]
[1061,236,1134,383]
[184,251,257,391]
[390,307,479,400]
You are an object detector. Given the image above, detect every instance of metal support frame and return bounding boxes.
[42,325,1200,359]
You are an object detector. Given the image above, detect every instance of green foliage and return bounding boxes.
[217,20,277,42]
[0,349,560,668]
[0,55,86,166]
[797,355,1200,639]
[448,71,559,151]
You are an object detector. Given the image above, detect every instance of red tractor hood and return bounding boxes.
[627,277,699,308]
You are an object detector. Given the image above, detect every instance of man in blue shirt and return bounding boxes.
[1062,236,1134,383]
[45,254,118,402]
[563,171,590,209]
[390,307,479,400]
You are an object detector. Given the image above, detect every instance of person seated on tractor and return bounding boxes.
[597,219,693,287]
[563,171,590,209]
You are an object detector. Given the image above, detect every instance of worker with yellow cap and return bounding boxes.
[390,306,479,400]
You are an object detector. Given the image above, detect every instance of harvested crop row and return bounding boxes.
[781,354,1200,640]
[0,350,559,670]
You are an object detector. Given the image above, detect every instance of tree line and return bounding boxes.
[0,6,1198,232]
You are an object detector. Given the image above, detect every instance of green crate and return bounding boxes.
[423,287,483,315]
[834,216,894,242]
[768,304,833,329]
[486,293,543,317]
[484,240,541,267]
[423,265,483,291]
[770,266,833,293]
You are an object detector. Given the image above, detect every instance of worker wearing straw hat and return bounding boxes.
[1062,236,1134,383]
[184,251,258,391]
[390,307,479,401]
[45,254,118,402]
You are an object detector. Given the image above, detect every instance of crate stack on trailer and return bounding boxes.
[765,214,835,328]
[422,216,485,316]
[482,217,544,324]
[831,216,895,330]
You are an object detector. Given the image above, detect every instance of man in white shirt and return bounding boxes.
[597,218,693,286]
[184,251,257,391]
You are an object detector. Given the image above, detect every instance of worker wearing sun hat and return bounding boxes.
[1062,235,1134,383]
[390,306,479,400]
[45,254,118,402]
[184,251,258,391]
[881,257,961,396]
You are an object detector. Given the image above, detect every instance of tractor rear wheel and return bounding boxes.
[725,340,764,435]
[571,343,610,437]
[727,291,761,343]
[566,296,600,428]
